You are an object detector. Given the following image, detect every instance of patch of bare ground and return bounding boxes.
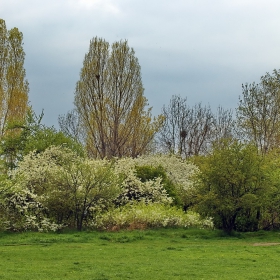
[252,242,280,246]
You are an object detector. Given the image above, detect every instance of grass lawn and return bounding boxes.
[0,228,280,279]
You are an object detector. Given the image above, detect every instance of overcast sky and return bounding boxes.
[2,0,280,127]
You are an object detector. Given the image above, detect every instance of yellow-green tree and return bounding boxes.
[74,37,163,158]
[0,19,29,137]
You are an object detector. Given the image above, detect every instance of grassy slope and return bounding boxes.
[0,228,280,280]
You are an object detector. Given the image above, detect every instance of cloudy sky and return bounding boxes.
[2,0,280,127]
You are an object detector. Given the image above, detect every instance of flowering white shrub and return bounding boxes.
[113,157,172,205]
[0,182,60,232]
[114,154,199,207]
[115,175,172,206]
[92,202,213,230]
[134,154,199,189]
[11,146,121,231]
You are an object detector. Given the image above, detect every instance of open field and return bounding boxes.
[0,228,280,279]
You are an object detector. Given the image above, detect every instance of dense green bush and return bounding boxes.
[113,158,173,206]
[8,142,280,233]
[194,139,269,232]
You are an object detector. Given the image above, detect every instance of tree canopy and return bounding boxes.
[0,110,84,172]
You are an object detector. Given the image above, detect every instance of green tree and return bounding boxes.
[74,37,163,158]
[237,69,280,154]
[0,19,29,137]
[195,139,268,232]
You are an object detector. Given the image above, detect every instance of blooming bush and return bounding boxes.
[113,155,199,208]
[113,158,172,206]
[135,165,180,205]
[92,202,213,230]
[11,146,121,230]
[0,181,60,232]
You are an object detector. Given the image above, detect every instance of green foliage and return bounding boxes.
[194,139,269,232]
[115,155,199,210]
[0,19,29,137]
[113,158,173,206]
[1,152,201,232]
[0,178,59,232]
[258,149,280,230]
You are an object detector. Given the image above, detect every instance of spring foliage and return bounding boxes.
[237,70,280,154]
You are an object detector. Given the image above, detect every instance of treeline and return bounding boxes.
[1,18,280,233]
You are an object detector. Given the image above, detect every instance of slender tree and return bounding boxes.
[74,37,163,158]
[0,19,29,137]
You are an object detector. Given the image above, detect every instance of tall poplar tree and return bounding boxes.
[74,37,163,158]
[0,19,29,137]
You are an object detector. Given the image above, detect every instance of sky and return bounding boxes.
[2,0,280,127]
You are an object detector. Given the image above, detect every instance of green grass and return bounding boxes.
[0,228,280,279]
